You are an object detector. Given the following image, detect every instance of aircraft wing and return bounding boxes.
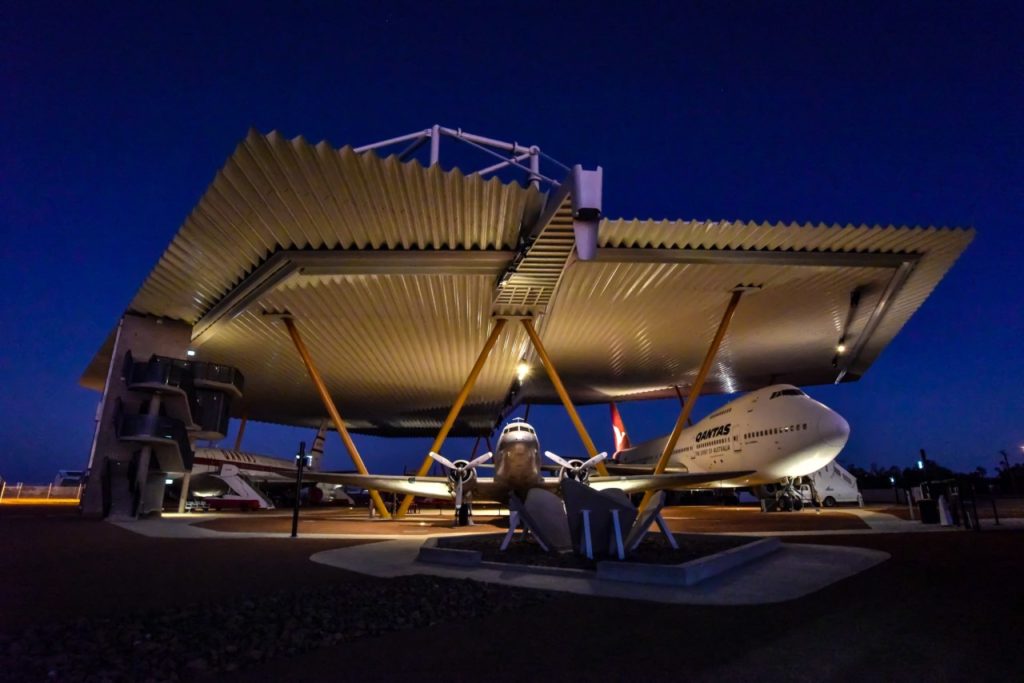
[602,463,690,475]
[304,472,549,503]
[587,471,755,495]
[306,470,753,500]
[302,471,452,499]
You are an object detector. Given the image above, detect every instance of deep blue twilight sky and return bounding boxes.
[1,2,1021,482]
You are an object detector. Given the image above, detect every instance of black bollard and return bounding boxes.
[989,485,1000,526]
[291,441,306,538]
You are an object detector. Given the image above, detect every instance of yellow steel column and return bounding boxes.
[282,317,391,519]
[637,289,744,512]
[232,415,248,451]
[520,318,609,477]
[396,318,508,518]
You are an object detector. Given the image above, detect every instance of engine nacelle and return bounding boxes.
[189,473,231,498]
[558,459,591,483]
[445,460,478,486]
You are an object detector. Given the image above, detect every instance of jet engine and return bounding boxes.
[188,473,231,498]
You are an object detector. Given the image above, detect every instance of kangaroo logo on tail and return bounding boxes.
[610,403,631,457]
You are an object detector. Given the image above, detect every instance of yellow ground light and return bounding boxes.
[0,498,80,505]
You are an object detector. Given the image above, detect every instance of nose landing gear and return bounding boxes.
[759,479,804,512]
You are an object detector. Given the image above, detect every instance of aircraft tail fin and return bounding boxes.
[309,420,328,471]
[610,403,631,459]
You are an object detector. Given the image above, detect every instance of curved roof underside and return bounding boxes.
[83,130,973,435]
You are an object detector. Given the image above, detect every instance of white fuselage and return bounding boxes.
[491,419,545,497]
[616,384,850,486]
[190,449,298,482]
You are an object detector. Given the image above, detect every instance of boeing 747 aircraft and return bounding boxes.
[610,383,850,510]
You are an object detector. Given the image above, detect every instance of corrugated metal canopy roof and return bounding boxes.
[83,130,973,435]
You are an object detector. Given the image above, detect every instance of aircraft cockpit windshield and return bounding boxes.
[503,419,536,435]
[769,388,807,399]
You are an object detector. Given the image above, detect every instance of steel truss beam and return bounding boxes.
[353,125,565,189]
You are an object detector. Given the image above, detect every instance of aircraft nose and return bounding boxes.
[817,410,850,449]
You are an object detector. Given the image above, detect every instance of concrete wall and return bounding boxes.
[81,314,192,519]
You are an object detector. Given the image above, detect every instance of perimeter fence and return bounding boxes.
[0,482,82,504]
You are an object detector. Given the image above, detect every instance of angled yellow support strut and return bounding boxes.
[396,318,508,518]
[521,318,609,477]
[637,289,745,513]
[283,317,392,519]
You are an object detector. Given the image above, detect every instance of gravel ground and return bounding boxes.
[440,532,753,568]
[7,508,1024,682]
[1,575,555,682]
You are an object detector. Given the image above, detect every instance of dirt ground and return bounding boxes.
[239,530,1024,682]
[0,507,379,631]
[4,506,1023,681]
[879,497,1024,521]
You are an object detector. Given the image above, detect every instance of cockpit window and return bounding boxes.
[769,389,806,399]
[504,423,535,434]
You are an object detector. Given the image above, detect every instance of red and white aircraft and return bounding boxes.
[180,423,341,509]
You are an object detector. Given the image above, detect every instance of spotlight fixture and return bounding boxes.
[516,361,530,382]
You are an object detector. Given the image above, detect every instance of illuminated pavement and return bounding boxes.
[308,537,889,606]
[110,504,1023,540]
[101,506,1022,607]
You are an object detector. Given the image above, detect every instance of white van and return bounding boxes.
[798,461,862,507]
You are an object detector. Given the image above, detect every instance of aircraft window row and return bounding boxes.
[744,424,809,438]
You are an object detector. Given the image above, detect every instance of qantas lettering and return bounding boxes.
[695,424,731,443]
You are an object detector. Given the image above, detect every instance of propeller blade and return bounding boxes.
[582,452,608,470]
[428,451,457,470]
[454,478,463,509]
[467,452,493,469]
[544,450,573,468]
